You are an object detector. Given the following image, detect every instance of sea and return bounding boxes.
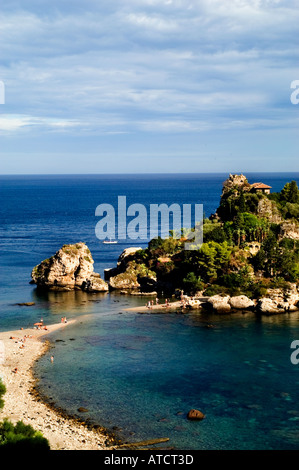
[0,172,299,450]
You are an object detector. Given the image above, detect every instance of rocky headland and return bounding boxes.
[104,174,299,315]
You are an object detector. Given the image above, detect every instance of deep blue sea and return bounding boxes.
[1,173,299,450]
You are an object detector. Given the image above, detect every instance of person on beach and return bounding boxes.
[51,355,54,363]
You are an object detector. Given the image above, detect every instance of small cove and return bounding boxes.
[34,299,299,450]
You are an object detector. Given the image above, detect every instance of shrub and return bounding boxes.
[0,380,6,410]
[250,282,268,299]
[182,272,204,294]
[0,419,50,450]
[203,284,225,297]
[221,266,253,291]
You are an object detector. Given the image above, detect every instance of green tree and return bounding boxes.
[182,272,204,294]
[238,190,246,213]
[281,181,299,204]
[193,241,232,282]
[0,419,50,450]
[255,231,279,276]
[283,202,299,220]
[276,247,299,282]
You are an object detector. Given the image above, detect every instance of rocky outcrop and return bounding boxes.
[229,295,255,310]
[257,298,284,314]
[81,273,109,292]
[117,247,143,267]
[206,288,299,314]
[109,268,141,290]
[222,174,251,196]
[279,221,299,240]
[109,260,157,292]
[207,295,231,313]
[257,198,282,224]
[257,284,299,314]
[106,248,157,292]
[104,247,143,282]
[31,243,108,292]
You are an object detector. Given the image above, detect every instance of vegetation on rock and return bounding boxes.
[118,176,299,299]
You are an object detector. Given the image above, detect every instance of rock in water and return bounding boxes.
[77,407,89,413]
[31,242,109,292]
[207,295,231,313]
[187,409,205,421]
[229,295,255,310]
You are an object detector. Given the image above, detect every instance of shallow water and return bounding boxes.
[34,300,299,450]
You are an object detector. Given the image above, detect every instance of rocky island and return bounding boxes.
[31,175,299,314]
[104,174,299,314]
[31,242,108,292]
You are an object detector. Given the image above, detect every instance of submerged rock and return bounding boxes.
[77,407,89,413]
[31,242,109,292]
[15,302,36,306]
[187,409,205,421]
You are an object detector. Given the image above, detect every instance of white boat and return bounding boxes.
[103,238,118,244]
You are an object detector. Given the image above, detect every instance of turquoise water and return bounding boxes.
[1,173,299,449]
[35,301,299,450]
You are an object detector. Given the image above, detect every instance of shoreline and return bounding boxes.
[0,320,116,450]
[124,300,187,313]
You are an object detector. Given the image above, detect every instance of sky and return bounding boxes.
[0,0,298,174]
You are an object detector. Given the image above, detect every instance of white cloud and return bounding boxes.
[0,115,80,133]
[0,0,298,140]
[125,12,178,31]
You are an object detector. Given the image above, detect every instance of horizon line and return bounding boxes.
[1,171,299,177]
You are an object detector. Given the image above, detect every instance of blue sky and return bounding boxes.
[0,0,298,174]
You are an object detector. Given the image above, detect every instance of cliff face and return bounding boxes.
[31,243,108,292]
[257,198,282,224]
[279,221,299,240]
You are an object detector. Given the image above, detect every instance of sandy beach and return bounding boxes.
[124,299,203,313]
[0,320,112,450]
